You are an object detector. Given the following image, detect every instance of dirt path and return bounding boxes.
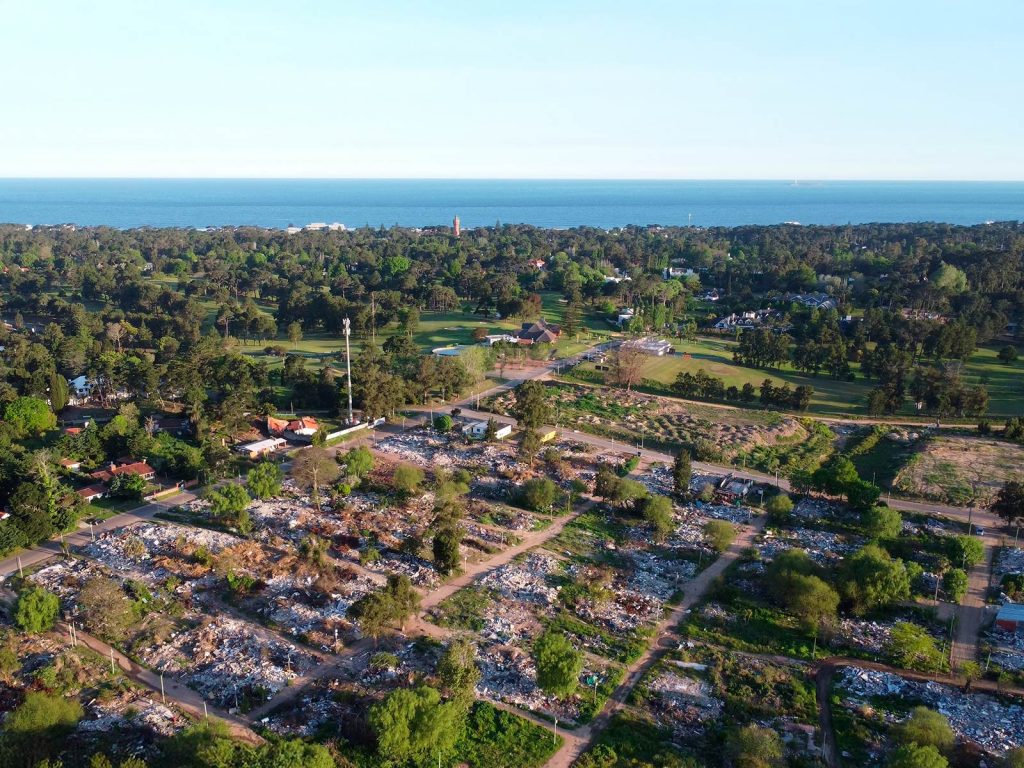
[815,663,840,768]
[542,515,768,768]
[952,541,996,666]
[420,502,592,611]
[59,621,263,745]
[249,493,598,722]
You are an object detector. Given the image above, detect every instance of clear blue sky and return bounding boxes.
[2,0,1021,179]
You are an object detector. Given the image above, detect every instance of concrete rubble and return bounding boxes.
[759,527,861,564]
[792,497,845,522]
[839,666,1024,755]
[479,553,561,604]
[139,616,319,710]
[995,546,1024,577]
[77,692,185,738]
[645,668,724,734]
[83,522,242,576]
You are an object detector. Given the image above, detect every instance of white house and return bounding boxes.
[483,334,518,346]
[235,437,288,459]
[616,308,635,327]
[467,420,512,440]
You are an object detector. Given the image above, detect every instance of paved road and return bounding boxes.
[415,402,1002,530]
[0,492,196,580]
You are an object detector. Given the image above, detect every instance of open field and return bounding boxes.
[894,434,1024,505]
[569,335,1024,419]
[229,291,614,372]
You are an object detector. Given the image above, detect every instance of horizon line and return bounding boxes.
[1,176,1024,183]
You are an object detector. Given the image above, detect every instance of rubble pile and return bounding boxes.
[670,507,714,548]
[263,686,351,736]
[697,503,753,524]
[84,522,242,575]
[78,692,185,738]
[250,497,331,543]
[835,619,894,654]
[839,666,1024,755]
[468,503,537,532]
[480,597,544,645]
[640,466,676,497]
[30,558,107,602]
[989,629,1024,671]
[476,644,582,723]
[577,588,662,633]
[479,553,561,604]
[140,617,319,709]
[254,572,377,643]
[759,527,860,564]
[792,497,845,522]
[995,546,1024,577]
[364,552,439,587]
[645,669,723,734]
[625,550,696,599]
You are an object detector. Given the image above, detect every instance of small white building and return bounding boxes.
[68,375,94,403]
[483,334,518,346]
[467,421,512,440]
[235,437,287,459]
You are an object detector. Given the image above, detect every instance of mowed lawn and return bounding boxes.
[229,291,612,370]
[577,335,1024,419]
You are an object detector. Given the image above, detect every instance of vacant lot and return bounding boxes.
[894,434,1024,505]
[570,335,1024,419]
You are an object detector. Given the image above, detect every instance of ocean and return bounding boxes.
[0,179,1022,230]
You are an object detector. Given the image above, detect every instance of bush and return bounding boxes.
[392,463,425,495]
[704,520,737,553]
[533,630,583,697]
[887,622,945,672]
[14,587,60,634]
[518,478,558,512]
[942,568,968,603]
[434,415,454,433]
[765,493,793,522]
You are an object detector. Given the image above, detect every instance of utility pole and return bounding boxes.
[343,317,354,425]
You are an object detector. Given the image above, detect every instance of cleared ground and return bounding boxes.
[572,335,1024,418]
[894,434,1024,505]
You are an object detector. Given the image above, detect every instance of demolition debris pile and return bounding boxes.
[140,617,320,710]
[839,666,1024,755]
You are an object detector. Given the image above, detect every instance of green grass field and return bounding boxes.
[572,335,1024,419]
[229,291,613,371]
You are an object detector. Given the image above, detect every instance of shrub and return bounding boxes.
[392,464,425,495]
[14,587,60,634]
[704,520,737,553]
[517,478,558,512]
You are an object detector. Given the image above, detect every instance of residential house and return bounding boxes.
[89,461,156,484]
[285,417,319,438]
[76,485,107,502]
[467,421,512,440]
[663,266,695,279]
[516,319,561,345]
[482,334,518,346]
[58,458,82,472]
[67,375,94,405]
[616,308,635,327]
[786,292,837,311]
